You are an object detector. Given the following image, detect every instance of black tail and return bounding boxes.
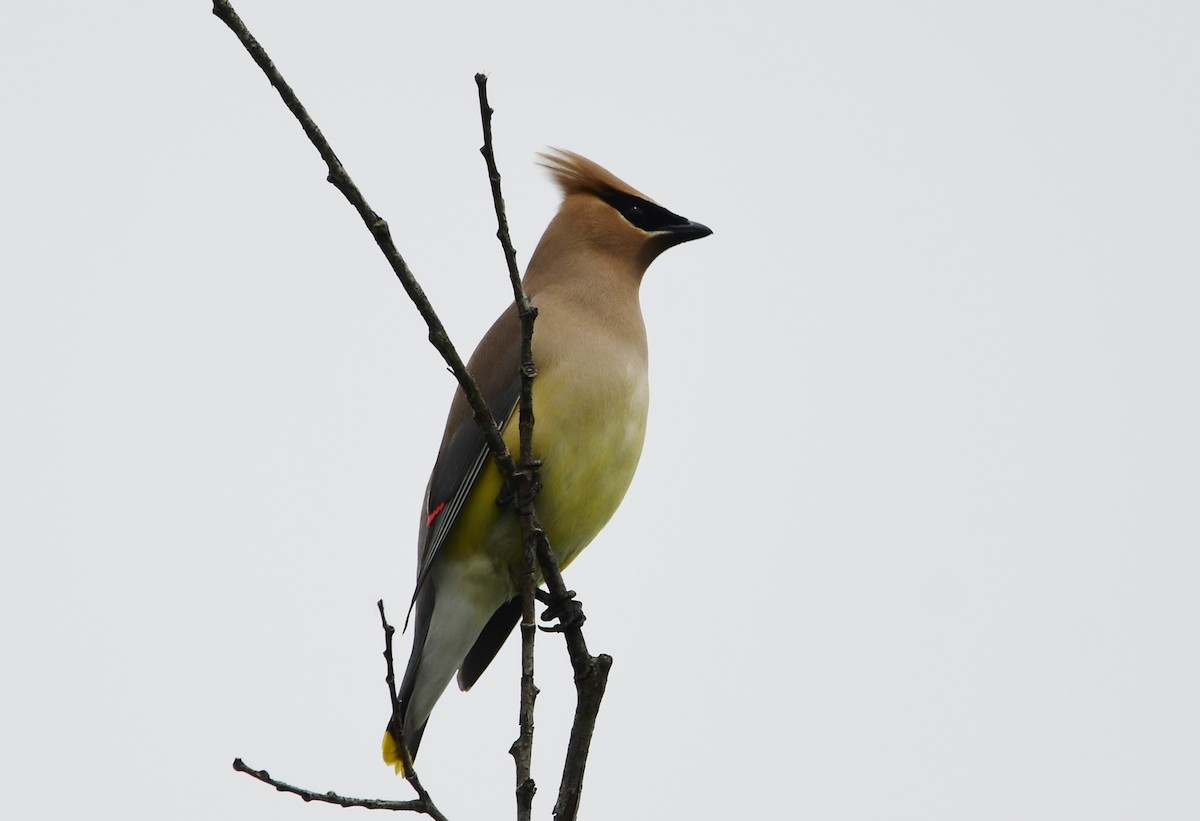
[457,596,522,691]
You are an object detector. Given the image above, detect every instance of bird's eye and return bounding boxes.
[603,191,687,232]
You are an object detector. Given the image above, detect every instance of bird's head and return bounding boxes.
[533,148,712,276]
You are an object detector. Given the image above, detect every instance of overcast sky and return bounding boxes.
[2,2,1198,819]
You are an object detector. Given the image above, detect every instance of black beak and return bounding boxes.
[661,220,713,246]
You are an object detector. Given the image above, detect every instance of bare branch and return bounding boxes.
[212,0,517,479]
[379,602,406,763]
[474,74,525,310]
[228,604,452,817]
[476,73,540,821]
[535,566,612,819]
[232,758,448,817]
[378,601,448,818]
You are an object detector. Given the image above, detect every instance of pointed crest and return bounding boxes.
[538,148,653,203]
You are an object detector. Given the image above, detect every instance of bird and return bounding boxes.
[383,149,711,776]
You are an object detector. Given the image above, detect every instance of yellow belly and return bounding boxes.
[443,375,648,596]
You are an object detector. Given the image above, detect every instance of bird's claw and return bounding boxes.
[495,461,544,510]
[536,588,586,632]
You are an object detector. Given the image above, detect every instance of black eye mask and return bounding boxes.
[601,190,690,233]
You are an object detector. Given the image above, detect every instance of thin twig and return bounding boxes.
[476,73,540,821]
[473,73,609,821]
[211,2,471,814]
[473,75,538,488]
[474,75,525,307]
[378,601,447,818]
[232,758,448,817]
[227,604,451,818]
[535,555,612,820]
[212,0,517,480]
[512,536,539,821]
[474,73,539,499]
[379,601,408,767]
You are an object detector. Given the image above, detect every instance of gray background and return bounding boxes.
[2,2,1197,818]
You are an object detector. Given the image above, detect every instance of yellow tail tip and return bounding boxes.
[381,730,411,778]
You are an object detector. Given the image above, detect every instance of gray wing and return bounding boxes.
[406,305,522,619]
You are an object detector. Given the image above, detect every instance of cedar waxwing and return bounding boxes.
[383,149,711,775]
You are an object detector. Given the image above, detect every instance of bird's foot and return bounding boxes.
[535,587,586,632]
[496,461,543,510]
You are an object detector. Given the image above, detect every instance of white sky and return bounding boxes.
[2,2,1198,819]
